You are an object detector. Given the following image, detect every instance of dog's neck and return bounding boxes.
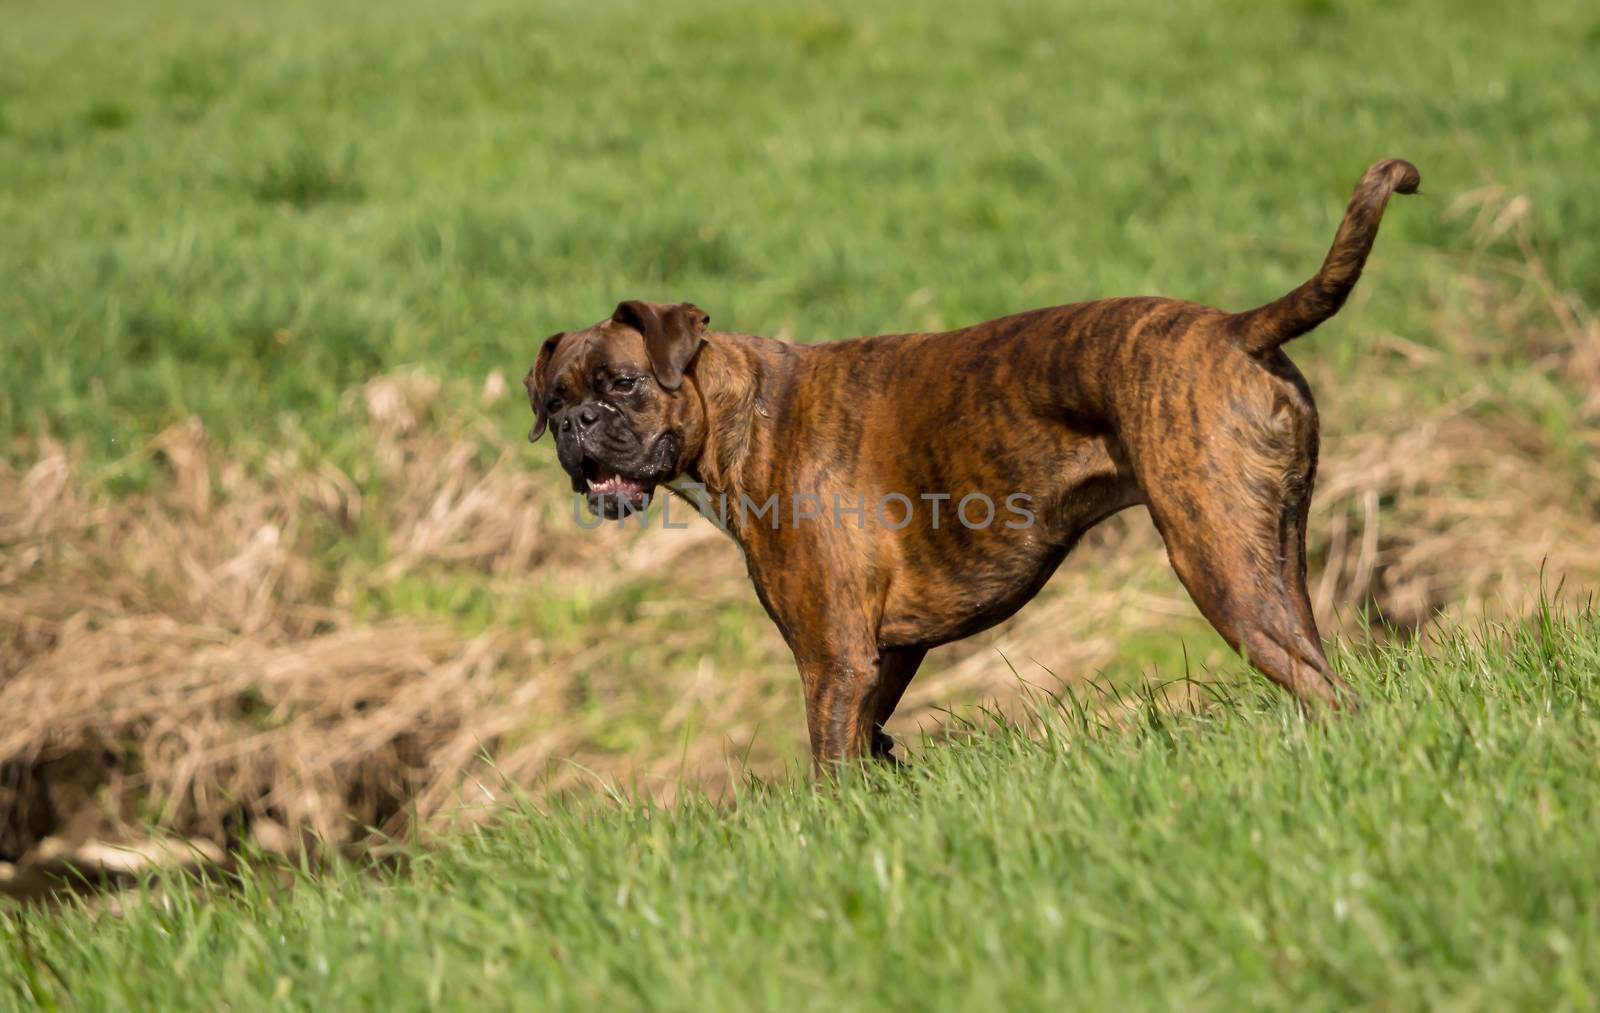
[678,331,802,538]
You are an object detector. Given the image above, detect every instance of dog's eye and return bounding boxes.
[545,398,563,415]
[611,376,636,393]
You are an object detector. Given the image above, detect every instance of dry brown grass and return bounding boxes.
[3,235,1597,876]
[0,374,763,865]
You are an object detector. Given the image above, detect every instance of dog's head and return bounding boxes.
[524,300,710,519]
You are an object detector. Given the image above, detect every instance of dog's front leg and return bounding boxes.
[795,640,883,772]
[869,647,926,763]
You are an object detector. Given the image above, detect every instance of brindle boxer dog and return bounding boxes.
[524,158,1420,770]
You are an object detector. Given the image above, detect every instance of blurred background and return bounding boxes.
[2,0,1596,874]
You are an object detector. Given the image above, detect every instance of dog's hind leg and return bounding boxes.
[1136,371,1355,711]
[1155,492,1352,711]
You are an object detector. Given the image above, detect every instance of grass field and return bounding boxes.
[3,0,1600,1004]
[7,610,1600,1009]
[4,0,1597,465]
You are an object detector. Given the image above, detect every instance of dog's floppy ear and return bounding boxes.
[524,331,566,442]
[611,300,709,391]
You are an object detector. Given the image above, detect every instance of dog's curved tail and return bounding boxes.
[1231,158,1420,356]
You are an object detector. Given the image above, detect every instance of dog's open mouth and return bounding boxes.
[581,457,655,517]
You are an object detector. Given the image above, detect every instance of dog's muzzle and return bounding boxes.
[557,413,675,519]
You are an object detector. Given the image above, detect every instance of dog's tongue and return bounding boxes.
[588,465,648,502]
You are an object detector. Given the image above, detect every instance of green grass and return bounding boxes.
[7,608,1600,1009]
[5,0,1600,1005]
[3,0,1598,476]
[4,3,1594,755]
[4,0,1595,644]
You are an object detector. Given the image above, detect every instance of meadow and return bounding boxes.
[7,614,1600,1009]
[2,0,1598,1004]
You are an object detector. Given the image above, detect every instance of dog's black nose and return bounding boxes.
[577,406,598,428]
